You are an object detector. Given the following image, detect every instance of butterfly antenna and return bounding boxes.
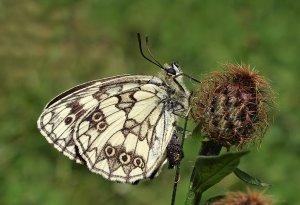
[170,106,190,205]
[146,35,201,83]
[138,33,201,84]
[145,36,164,68]
[183,73,202,84]
[137,33,164,69]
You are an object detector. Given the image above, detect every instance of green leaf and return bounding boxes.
[191,123,205,142]
[192,123,202,136]
[234,168,271,187]
[185,151,249,205]
[192,151,249,193]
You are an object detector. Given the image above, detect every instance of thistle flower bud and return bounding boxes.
[191,64,273,148]
[209,191,273,205]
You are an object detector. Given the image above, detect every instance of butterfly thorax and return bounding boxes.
[158,64,190,115]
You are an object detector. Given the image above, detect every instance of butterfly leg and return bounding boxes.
[176,126,192,136]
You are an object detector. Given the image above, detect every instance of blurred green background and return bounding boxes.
[1,0,299,204]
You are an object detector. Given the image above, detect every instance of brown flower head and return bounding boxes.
[209,191,273,205]
[191,64,273,148]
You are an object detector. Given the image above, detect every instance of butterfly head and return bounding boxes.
[163,62,183,77]
[161,62,190,97]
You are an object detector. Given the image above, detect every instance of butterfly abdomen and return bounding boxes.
[166,131,183,169]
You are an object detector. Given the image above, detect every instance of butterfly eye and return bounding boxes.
[119,152,131,165]
[105,145,115,157]
[166,67,177,75]
[165,62,181,76]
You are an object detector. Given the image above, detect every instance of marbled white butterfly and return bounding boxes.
[37,34,194,183]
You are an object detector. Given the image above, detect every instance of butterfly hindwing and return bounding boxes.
[37,85,100,163]
[75,79,177,183]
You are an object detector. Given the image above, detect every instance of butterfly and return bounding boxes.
[37,34,194,184]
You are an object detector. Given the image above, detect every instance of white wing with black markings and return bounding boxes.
[37,75,181,183]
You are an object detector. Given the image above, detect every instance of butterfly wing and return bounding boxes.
[74,78,178,183]
[37,75,160,164]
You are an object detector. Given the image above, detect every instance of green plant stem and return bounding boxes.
[171,113,189,205]
[189,140,222,205]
